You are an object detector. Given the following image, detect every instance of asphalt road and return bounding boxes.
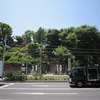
[0,82,100,100]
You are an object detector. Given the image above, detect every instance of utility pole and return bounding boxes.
[68,58,71,72]
[2,35,7,76]
[26,51,28,75]
[40,32,42,74]
[22,51,28,75]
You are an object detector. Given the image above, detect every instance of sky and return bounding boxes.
[0,0,100,36]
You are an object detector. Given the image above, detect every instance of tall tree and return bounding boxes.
[46,29,61,46]
[65,27,77,48]
[0,22,13,46]
[22,30,34,43]
[54,46,79,73]
[15,36,24,45]
[76,25,100,49]
[59,28,69,46]
[45,29,61,58]
[34,27,46,44]
[27,42,40,58]
[74,25,100,66]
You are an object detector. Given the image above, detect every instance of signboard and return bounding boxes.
[0,60,3,77]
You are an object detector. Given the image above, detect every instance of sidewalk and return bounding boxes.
[43,74,68,77]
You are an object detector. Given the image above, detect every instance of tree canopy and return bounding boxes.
[1,22,100,69]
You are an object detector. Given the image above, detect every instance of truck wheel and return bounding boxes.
[77,81,83,87]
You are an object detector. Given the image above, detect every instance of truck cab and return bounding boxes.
[69,66,100,87]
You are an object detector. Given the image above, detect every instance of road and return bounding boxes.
[0,82,100,100]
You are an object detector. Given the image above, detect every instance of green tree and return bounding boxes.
[66,29,78,48]
[76,25,100,49]
[0,22,14,46]
[74,25,100,66]
[59,28,69,46]
[5,47,23,65]
[34,27,45,44]
[5,46,35,67]
[46,29,61,46]
[54,46,78,72]
[22,30,34,43]
[15,36,24,45]
[45,29,61,58]
[55,46,78,66]
[27,42,40,58]
[55,46,71,63]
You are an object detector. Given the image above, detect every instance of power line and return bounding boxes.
[68,47,100,51]
[73,51,100,54]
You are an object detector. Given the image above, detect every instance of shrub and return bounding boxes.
[4,72,27,81]
[33,73,43,80]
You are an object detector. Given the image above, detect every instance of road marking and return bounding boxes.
[16,93,44,95]
[0,99,12,100]
[14,92,77,95]
[29,85,49,87]
[0,83,14,89]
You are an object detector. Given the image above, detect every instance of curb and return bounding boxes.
[0,80,68,83]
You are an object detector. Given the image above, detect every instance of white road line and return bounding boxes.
[29,85,49,87]
[14,92,77,95]
[0,99,12,100]
[16,93,44,95]
[0,83,14,89]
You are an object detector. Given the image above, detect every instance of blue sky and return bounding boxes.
[0,0,100,36]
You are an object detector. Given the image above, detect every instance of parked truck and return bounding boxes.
[69,66,100,87]
[0,61,3,77]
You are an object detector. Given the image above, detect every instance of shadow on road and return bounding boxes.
[0,84,5,87]
[70,85,100,88]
